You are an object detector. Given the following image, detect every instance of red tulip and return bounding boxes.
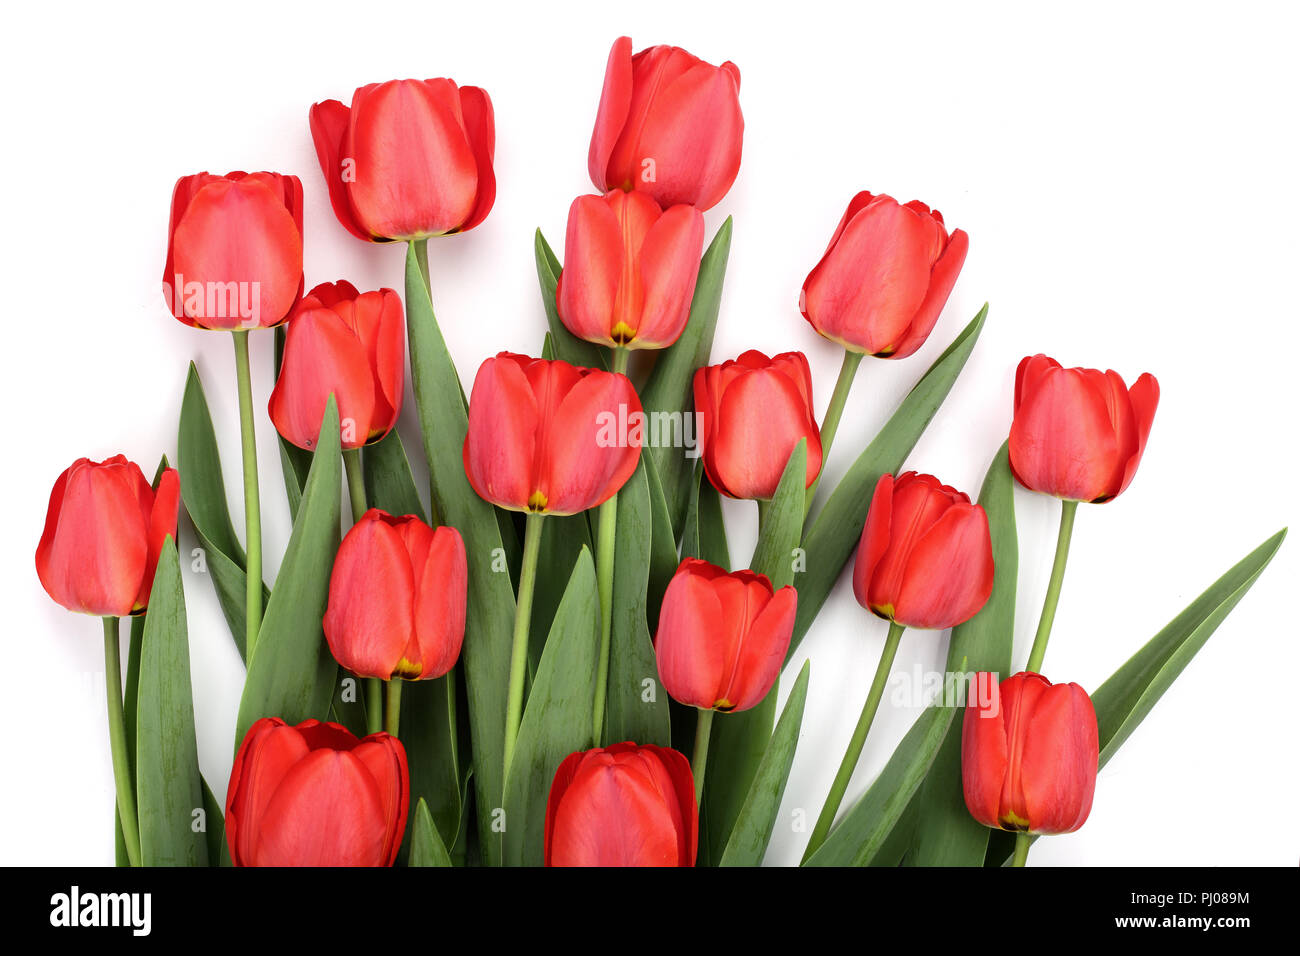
[693,350,823,500]
[544,742,697,866]
[654,559,796,712]
[36,457,180,617]
[463,353,642,515]
[962,671,1098,835]
[163,172,304,330]
[323,509,466,681]
[269,281,404,451]
[800,192,968,358]
[556,190,705,350]
[310,79,495,242]
[226,717,409,867]
[1009,354,1159,503]
[852,472,993,630]
[588,36,743,211]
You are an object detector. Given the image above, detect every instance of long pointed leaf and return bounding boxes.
[720,660,812,866]
[136,539,208,866]
[405,243,516,865]
[233,397,341,747]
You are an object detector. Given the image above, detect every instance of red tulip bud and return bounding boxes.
[852,472,994,630]
[162,172,304,330]
[1009,354,1159,503]
[693,350,823,501]
[36,457,179,617]
[801,192,967,358]
[269,281,405,451]
[310,79,495,242]
[962,671,1099,835]
[226,718,409,867]
[323,509,466,681]
[655,559,796,712]
[557,190,705,350]
[463,353,642,515]
[589,37,743,211]
[544,742,697,866]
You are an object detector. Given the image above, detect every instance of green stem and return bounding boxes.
[412,238,431,297]
[103,617,140,867]
[802,620,905,862]
[385,680,403,738]
[366,678,383,735]
[1012,831,1032,867]
[591,346,630,747]
[691,708,715,805]
[232,330,263,658]
[805,349,863,515]
[1025,499,1078,674]
[504,513,546,782]
[342,448,368,524]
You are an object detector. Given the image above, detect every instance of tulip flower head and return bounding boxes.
[323,509,466,681]
[36,457,180,617]
[589,36,743,211]
[544,742,697,866]
[801,192,968,359]
[693,350,823,501]
[163,171,304,330]
[310,79,495,242]
[226,718,409,867]
[655,559,796,712]
[853,472,994,630]
[557,190,705,350]
[1009,354,1159,503]
[463,353,642,515]
[962,671,1099,835]
[269,281,405,451]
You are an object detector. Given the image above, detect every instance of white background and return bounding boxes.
[3,0,1296,866]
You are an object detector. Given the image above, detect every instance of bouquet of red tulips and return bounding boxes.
[35,36,1285,869]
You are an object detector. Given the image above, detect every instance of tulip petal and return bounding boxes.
[456,85,497,233]
[1009,366,1121,501]
[322,514,416,679]
[410,526,467,679]
[309,100,373,242]
[588,36,634,191]
[253,750,389,866]
[463,355,541,511]
[891,228,969,360]
[549,755,683,866]
[718,585,796,712]
[893,502,994,629]
[852,473,895,610]
[352,736,410,865]
[171,176,303,330]
[539,371,642,514]
[348,79,478,240]
[960,675,1007,829]
[556,193,625,345]
[268,308,378,451]
[1114,372,1159,499]
[135,468,180,611]
[704,366,820,500]
[1016,682,1098,834]
[226,719,310,867]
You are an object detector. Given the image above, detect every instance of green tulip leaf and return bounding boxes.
[602,459,672,748]
[233,397,341,749]
[682,460,730,569]
[719,660,811,867]
[791,305,988,661]
[136,538,208,866]
[643,452,680,631]
[701,440,808,863]
[410,798,454,867]
[502,548,600,867]
[177,363,268,661]
[406,241,517,865]
[908,440,1018,866]
[804,700,955,867]
[640,218,733,535]
[985,526,1287,866]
